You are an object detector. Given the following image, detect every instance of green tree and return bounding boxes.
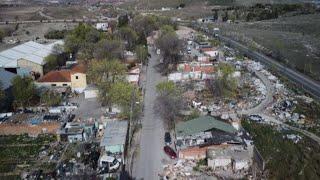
[218,62,235,76]
[109,81,138,112]
[0,29,5,42]
[93,39,124,60]
[88,59,127,85]
[87,59,127,109]
[160,25,175,34]
[40,90,62,106]
[156,30,182,73]
[135,45,148,65]
[118,14,129,27]
[155,81,183,130]
[118,26,138,50]
[64,23,104,54]
[44,54,59,72]
[215,63,237,98]
[132,15,157,37]
[156,81,177,96]
[12,76,36,108]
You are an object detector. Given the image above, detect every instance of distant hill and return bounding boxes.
[119,0,317,10]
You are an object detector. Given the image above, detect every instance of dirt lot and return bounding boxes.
[0,6,42,21]
[43,6,98,19]
[0,5,98,21]
[0,122,60,136]
[0,22,77,50]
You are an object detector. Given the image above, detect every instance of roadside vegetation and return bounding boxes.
[242,120,320,179]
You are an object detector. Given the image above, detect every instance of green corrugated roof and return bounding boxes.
[175,116,236,137]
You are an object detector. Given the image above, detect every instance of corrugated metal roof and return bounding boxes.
[176,116,236,137]
[100,120,128,147]
[0,40,64,68]
[21,54,45,65]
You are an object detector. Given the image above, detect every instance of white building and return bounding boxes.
[96,23,109,31]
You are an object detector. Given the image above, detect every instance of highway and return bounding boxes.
[218,35,320,99]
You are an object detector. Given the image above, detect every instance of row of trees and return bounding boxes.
[63,15,176,65]
[86,56,140,117]
[80,15,177,116]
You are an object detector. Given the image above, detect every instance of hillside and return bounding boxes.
[119,0,316,10]
[215,13,320,81]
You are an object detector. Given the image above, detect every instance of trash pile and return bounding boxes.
[162,160,204,179]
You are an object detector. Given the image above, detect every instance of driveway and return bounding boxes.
[69,94,104,121]
[133,45,166,179]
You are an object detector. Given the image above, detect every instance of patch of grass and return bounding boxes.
[0,134,56,145]
[183,109,201,121]
[0,145,42,161]
[0,134,56,173]
[242,120,320,179]
[293,100,320,121]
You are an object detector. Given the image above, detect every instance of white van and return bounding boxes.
[99,155,120,171]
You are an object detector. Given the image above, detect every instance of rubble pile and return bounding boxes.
[162,160,203,179]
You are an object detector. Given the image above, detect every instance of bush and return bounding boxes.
[44,29,68,39]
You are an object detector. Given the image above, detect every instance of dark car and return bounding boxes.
[164,132,171,145]
[163,146,177,159]
[249,114,263,122]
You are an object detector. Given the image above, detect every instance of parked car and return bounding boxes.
[163,146,177,159]
[249,114,263,122]
[164,132,171,145]
[99,155,120,171]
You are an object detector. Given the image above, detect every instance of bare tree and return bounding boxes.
[154,82,184,129]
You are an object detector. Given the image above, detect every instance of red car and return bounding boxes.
[163,146,177,159]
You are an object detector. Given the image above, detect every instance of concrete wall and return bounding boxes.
[17,58,43,75]
[71,73,87,89]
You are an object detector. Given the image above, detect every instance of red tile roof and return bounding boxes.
[71,63,87,74]
[38,64,87,83]
[38,70,71,82]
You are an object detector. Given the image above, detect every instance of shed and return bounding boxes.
[100,120,128,154]
[175,116,237,138]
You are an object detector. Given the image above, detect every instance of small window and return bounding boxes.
[63,84,68,86]
[75,76,79,79]
[51,84,56,87]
